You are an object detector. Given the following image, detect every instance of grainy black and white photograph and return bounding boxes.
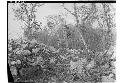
[7,1,116,83]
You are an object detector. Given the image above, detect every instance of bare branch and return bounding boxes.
[61,3,75,16]
[73,3,79,26]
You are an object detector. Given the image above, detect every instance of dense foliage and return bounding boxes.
[8,2,116,83]
[8,31,115,83]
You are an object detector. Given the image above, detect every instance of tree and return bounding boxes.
[61,3,96,52]
[61,3,116,53]
[13,2,44,40]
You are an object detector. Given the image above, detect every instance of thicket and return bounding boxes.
[8,3,116,83]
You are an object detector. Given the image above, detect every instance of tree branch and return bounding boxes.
[61,3,75,16]
[73,3,79,26]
